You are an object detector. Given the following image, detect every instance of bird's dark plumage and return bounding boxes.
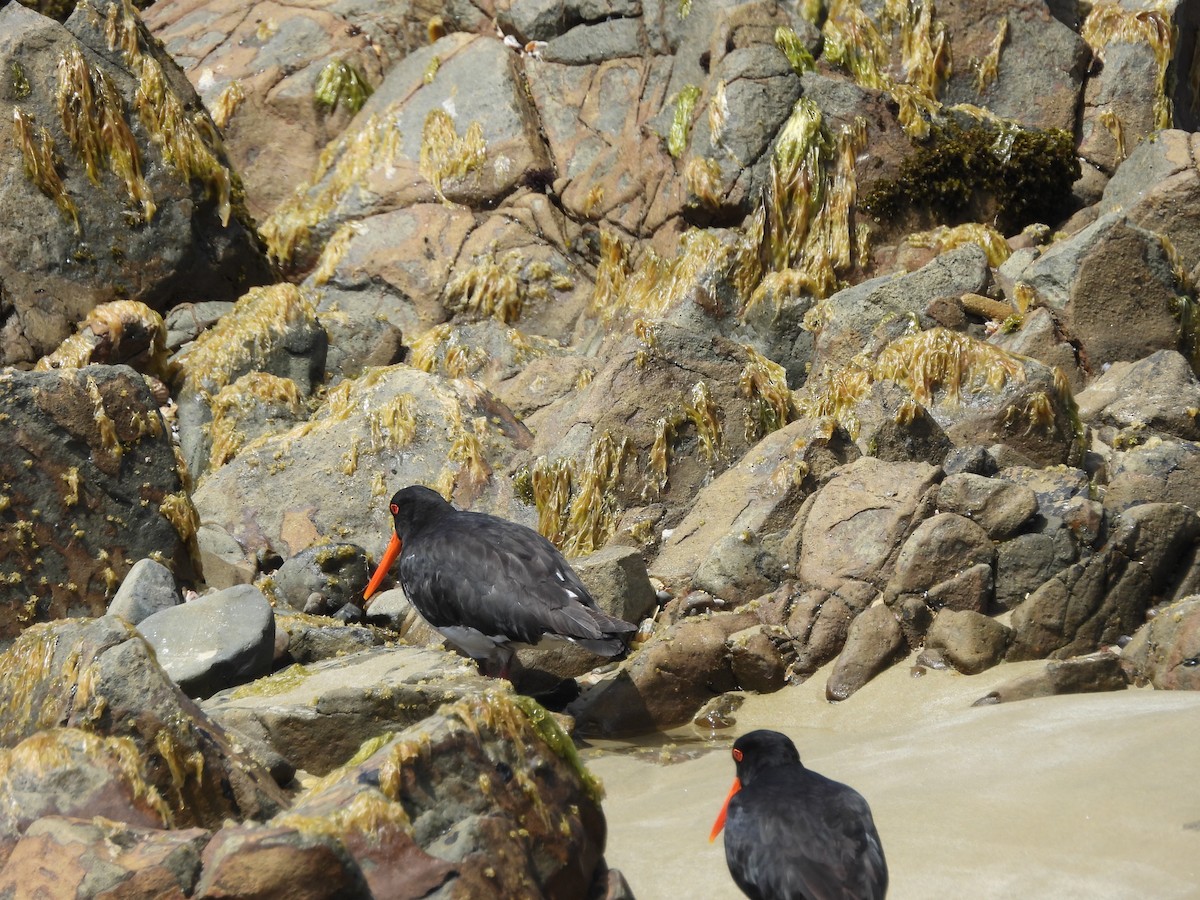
[365,485,636,672]
[713,730,888,900]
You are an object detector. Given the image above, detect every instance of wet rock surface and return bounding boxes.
[2,0,1200,892]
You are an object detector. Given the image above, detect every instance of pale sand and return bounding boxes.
[588,657,1200,899]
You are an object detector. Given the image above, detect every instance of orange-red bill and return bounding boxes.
[363,533,403,606]
[708,778,741,842]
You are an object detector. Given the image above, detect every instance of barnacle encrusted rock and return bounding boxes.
[0,365,196,638]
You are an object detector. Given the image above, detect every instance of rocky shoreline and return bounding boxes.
[1,0,1199,895]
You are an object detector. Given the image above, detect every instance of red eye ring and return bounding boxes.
[390,503,399,515]
[732,748,743,762]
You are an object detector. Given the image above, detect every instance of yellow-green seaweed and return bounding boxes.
[314,59,374,115]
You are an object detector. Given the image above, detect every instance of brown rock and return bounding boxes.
[0,816,208,899]
[728,626,790,694]
[973,651,1128,704]
[1103,439,1200,514]
[889,513,995,597]
[653,417,859,598]
[786,582,877,678]
[935,473,1040,540]
[1121,596,1200,690]
[569,611,756,735]
[1010,503,1200,660]
[924,562,995,614]
[825,604,907,701]
[195,825,370,899]
[789,457,941,592]
[926,609,1010,675]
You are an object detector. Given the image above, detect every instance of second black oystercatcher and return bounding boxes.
[362,485,637,676]
[709,730,888,900]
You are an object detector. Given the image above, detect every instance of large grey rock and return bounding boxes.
[1094,130,1200,279]
[138,584,276,699]
[259,32,551,271]
[1077,1,1200,172]
[938,0,1087,133]
[108,558,180,625]
[1077,350,1200,443]
[202,645,486,776]
[889,513,995,599]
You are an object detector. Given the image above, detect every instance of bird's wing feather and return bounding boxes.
[724,771,888,900]
[400,513,634,645]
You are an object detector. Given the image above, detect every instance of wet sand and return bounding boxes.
[589,657,1200,899]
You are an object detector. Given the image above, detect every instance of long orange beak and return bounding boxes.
[362,533,402,607]
[708,778,741,842]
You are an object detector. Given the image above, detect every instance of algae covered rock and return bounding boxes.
[144,0,406,220]
[270,689,610,898]
[260,32,551,273]
[802,326,1084,468]
[192,363,533,563]
[201,645,485,776]
[0,2,271,368]
[0,616,288,829]
[173,282,327,481]
[0,727,172,861]
[0,365,196,640]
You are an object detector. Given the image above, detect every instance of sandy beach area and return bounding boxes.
[589,657,1200,899]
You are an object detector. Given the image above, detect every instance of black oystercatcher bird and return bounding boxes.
[362,485,637,676]
[709,730,888,900]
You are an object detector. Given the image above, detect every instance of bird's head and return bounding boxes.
[709,730,803,842]
[362,485,454,606]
